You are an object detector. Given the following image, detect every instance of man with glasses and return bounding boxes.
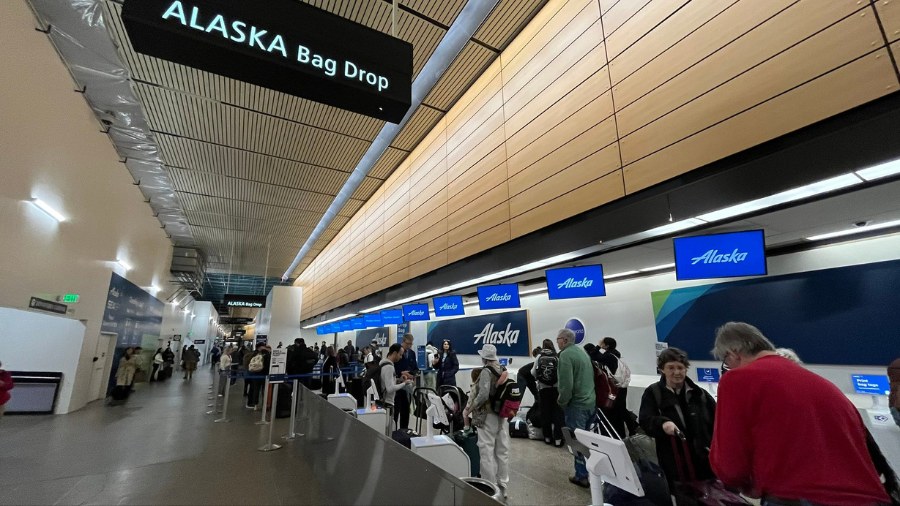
[556,328,596,488]
[710,322,891,505]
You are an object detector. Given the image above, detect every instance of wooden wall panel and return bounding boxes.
[605,0,689,60]
[297,0,899,319]
[623,50,898,192]
[619,9,883,165]
[878,0,900,43]
[608,0,738,86]
[612,0,796,110]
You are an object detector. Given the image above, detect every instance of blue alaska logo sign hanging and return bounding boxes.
[121,0,413,122]
[673,230,767,281]
[433,295,465,317]
[477,284,521,310]
[402,303,430,322]
[426,310,531,356]
[546,265,606,300]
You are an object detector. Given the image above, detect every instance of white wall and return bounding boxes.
[0,1,177,413]
[260,286,303,349]
[0,308,86,413]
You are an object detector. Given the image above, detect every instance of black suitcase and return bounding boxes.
[275,383,293,418]
[109,385,130,405]
[392,428,418,449]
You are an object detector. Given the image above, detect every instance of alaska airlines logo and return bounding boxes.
[556,277,594,290]
[109,287,121,298]
[691,248,748,265]
[474,323,520,346]
[407,310,425,316]
[439,303,458,310]
[485,293,512,302]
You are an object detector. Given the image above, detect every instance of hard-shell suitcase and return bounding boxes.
[452,428,481,478]
[392,428,418,449]
[109,385,130,405]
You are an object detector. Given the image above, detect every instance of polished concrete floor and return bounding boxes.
[0,371,590,506]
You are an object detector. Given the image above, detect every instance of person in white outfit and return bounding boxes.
[463,343,510,499]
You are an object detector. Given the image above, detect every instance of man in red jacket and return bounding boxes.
[709,322,891,506]
[0,360,13,418]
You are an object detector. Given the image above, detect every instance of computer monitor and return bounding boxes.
[564,428,645,497]
[851,374,890,395]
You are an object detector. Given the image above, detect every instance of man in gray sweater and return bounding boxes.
[379,344,413,408]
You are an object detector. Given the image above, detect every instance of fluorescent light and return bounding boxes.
[603,218,708,247]
[855,158,900,181]
[302,313,357,329]
[604,270,639,280]
[806,219,900,241]
[29,198,66,222]
[696,174,862,222]
[638,263,675,273]
[115,259,132,271]
[519,287,547,296]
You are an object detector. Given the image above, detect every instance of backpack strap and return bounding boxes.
[650,382,663,411]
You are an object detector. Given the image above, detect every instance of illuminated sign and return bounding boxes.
[122,0,413,122]
[674,230,767,280]
[433,295,464,317]
[224,294,266,308]
[62,293,80,304]
[403,304,430,322]
[546,265,606,300]
[477,284,520,310]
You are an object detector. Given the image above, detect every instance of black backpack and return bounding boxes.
[363,361,387,400]
[535,352,558,385]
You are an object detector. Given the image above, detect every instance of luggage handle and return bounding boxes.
[669,431,698,483]
[594,407,622,441]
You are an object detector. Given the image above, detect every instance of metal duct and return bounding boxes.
[25,0,193,244]
[280,0,502,281]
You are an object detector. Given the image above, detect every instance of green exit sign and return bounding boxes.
[62,293,80,304]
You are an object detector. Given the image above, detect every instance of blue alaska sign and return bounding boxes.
[426,310,531,356]
[546,265,606,300]
[477,284,520,310]
[433,295,465,317]
[364,313,383,327]
[674,229,767,281]
[351,317,366,329]
[339,319,353,331]
[380,309,403,325]
[403,303,430,322]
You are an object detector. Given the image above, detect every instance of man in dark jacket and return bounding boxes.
[393,333,419,430]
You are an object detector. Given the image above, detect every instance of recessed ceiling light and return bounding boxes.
[806,219,900,241]
[855,158,900,181]
[29,198,66,222]
[604,270,640,280]
[115,259,132,271]
[638,263,676,273]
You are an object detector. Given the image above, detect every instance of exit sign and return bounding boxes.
[62,293,80,304]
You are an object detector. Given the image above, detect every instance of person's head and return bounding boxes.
[542,338,555,352]
[478,344,498,364]
[347,340,352,346]
[135,347,143,353]
[556,328,576,350]
[657,348,690,389]
[532,347,541,358]
[362,346,370,355]
[327,346,335,357]
[442,339,451,352]
[224,347,233,356]
[156,348,163,353]
[584,343,597,356]
[294,338,302,346]
[124,347,134,357]
[371,339,379,348]
[712,322,776,370]
[401,333,414,350]
[189,345,195,350]
[775,348,803,364]
[600,337,617,351]
[387,343,403,362]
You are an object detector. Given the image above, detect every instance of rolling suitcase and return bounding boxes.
[670,433,749,505]
[275,383,293,418]
[108,385,130,405]
[452,428,481,478]
[391,428,418,449]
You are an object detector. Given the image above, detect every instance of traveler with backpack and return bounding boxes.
[597,337,635,437]
[532,339,565,447]
[246,343,270,410]
[556,328,596,488]
[639,347,716,491]
[370,344,413,408]
[464,344,511,499]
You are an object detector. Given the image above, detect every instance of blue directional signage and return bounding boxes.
[697,368,721,383]
[546,265,606,300]
[351,317,366,329]
[403,303,430,322]
[339,319,353,331]
[477,284,520,310]
[851,374,890,395]
[316,326,327,335]
[364,313,383,328]
[380,309,403,325]
[433,295,465,317]
[674,230,767,281]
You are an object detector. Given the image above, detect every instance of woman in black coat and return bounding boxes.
[321,346,339,395]
[639,347,716,489]
[436,340,459,387]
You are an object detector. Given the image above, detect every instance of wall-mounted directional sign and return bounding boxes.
[122,0,413,122]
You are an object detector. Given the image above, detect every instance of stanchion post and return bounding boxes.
[258,384,282,452]
[214,371,232,423]
[283,378,304,440]
[207,368,219,404]
[256,377,270,425]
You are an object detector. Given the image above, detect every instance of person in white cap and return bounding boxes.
[463,343,511,499]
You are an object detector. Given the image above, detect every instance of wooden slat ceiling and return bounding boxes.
[102,0,548,278]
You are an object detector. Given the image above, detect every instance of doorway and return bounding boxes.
[89,332,117,401]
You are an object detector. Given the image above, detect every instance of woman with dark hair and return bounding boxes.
[321,346,339,395]
[639,347,716,489]
[436,339,459,387]
[533,339,565,446]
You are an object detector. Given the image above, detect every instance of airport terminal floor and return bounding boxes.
[0,369,590,506]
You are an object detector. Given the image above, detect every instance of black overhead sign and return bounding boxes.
[121,0,413,123]
[224,294,266,308]
[29,297,67,315]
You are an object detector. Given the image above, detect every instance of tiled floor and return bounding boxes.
[0,371,590,506]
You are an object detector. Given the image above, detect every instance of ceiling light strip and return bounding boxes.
[281,0,503,281]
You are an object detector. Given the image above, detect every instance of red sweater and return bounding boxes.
[710,355,889,505]
[0,369,12,405]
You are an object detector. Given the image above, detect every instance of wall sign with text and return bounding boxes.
[426,310,531,356]
[403,303,430,322]
[380,309,403,325]
[122,0,413,122]
[224,294,266,308]
[477,284,521,310]
[673,230,767,281]
[546,265,606,300]
[433,295,465,317]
